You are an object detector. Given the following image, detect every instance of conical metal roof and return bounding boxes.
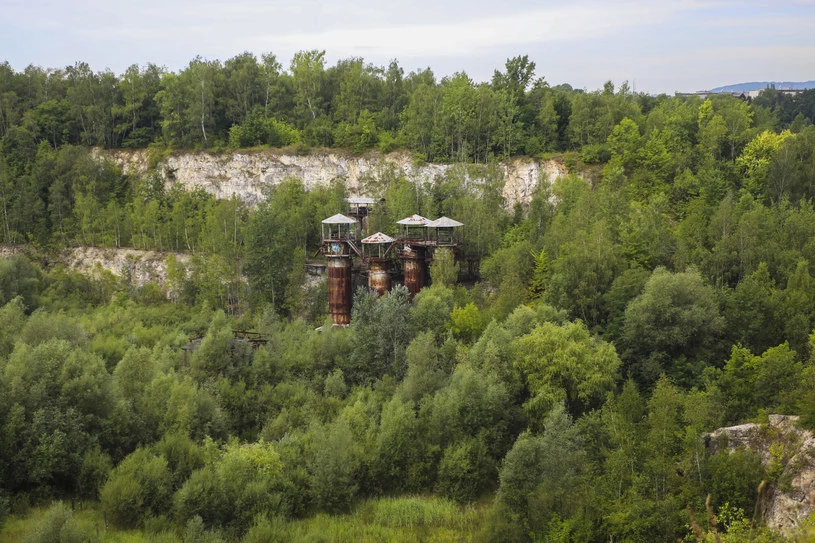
[361,232,395,244]
[426,216,463,228]
[322,213,357,224]
[396,215,428,225]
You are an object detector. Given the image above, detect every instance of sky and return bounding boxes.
[2,0,815,94]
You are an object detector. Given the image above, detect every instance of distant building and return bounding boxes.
[676,88,808,100]
[675,90,745,99]
[744,88,808,99]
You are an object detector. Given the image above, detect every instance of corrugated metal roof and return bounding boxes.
[396,215,428,225]
[322,213,357,224]
[426,216,463,228]
[361,232,395,244]
[346,196,376,205]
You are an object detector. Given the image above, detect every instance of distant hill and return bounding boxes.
[711,81,815,93]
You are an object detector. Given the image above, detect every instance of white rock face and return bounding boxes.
[102,149,569,208]
[0,245,24,258]
[68,246,189,289]
[709,415,815,534]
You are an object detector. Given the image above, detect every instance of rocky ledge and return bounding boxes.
[709,415,815,533]
[101,149,569,208]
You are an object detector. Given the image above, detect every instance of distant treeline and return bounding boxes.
[1,52,815,159]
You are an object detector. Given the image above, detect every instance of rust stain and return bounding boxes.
[328,256,353,325]
[403,246,426,297]
[368,261,391,297]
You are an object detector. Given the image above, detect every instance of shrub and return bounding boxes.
[22,502,91,543]
[100,448,172,528]
[436,437,495,503]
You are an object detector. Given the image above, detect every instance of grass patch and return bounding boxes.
[2,496,489,543]
[363,495,480,529]
[286,495,488,542]
[0,503,158,543]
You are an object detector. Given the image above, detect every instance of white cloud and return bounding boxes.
[256,1,709,58]
[3,0,815,92]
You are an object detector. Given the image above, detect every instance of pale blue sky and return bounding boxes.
[2,0,814,93]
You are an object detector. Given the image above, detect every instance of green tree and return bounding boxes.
[309,419,360,512]
[513,320,619,420]
[400,81,439,161]
[222,52,262,126]
[779,259,815,356]
[642,377,686,540]
[724,262,781,354]
[174,440,282,535]
[622,267,725,388]
[100,447,173,528]
[737,130,791,197]
[429,247,459,287]
[0,297,26,358]
[243,179,313,313]
[410,284,454,339]
[349,285,412,383]
[434,73,477,161]
[449,302,488,344]
[77,446,112,500]
[716,342,802,423]
[0,254,41,308]
[436,436,494,503]
[607,117,642,172]
[496,403,586,539]
[546,222,623,328]
[290,50,326,123]
[706,448,765,513]
[373,396,427,492]
[397,331,449,403]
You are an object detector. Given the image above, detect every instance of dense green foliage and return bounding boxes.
[4,52,815,541]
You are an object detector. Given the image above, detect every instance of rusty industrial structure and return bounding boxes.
[346,196,376,235]
[361,231,395,296]
[316,201,463,325]
[394,215,463,298]
[319,213,360,326]
[396,215,430,297]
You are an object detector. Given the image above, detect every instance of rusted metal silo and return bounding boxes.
[320,213,360,326]
[402,245,427,296]
[361,231,395,296]
[396,215,429,297]
[327,257,353,324]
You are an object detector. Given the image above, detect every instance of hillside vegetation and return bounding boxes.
[2,52,815,541]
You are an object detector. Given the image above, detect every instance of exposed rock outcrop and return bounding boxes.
[0,245,25,258]
[67,247,189,289]
[708,415,815,533]
[101,149,569,208]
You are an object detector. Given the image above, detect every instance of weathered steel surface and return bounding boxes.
[328,256,353,325]
[368,261,392,297]
[403,247,426,297]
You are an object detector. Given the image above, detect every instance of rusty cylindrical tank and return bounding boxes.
[368,261,392,297]
[328,256,353,325]
[403,247,426,297]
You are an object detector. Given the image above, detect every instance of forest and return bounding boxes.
[2,51,815,541]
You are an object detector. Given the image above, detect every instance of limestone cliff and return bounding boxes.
[101,149,569,208]
[67,246,189,289]
[1,244,187,292]
[708,415,815,533]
